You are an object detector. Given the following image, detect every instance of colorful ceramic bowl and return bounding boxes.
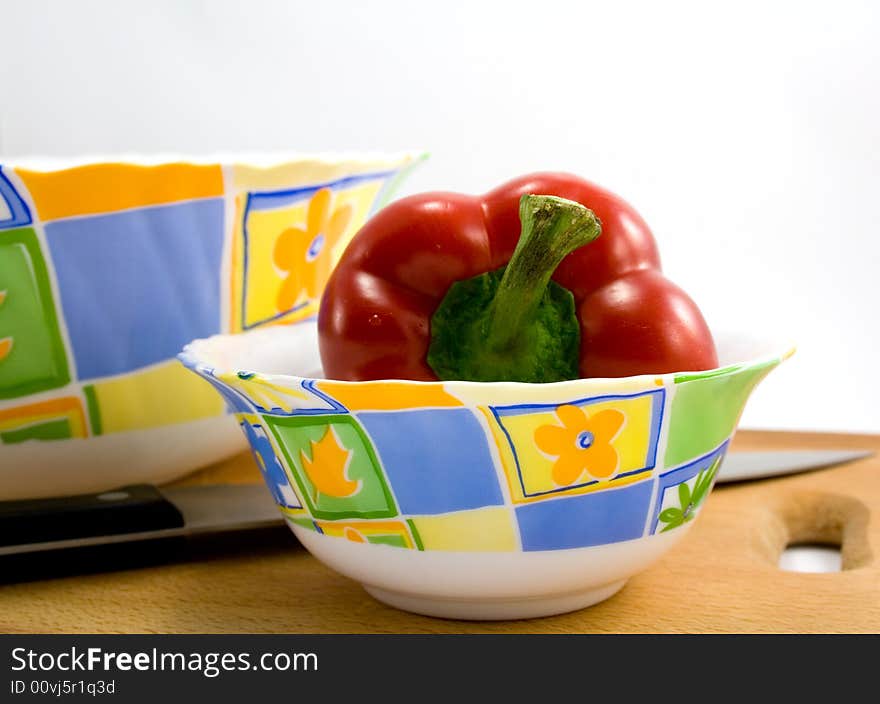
[180,323,792,620]
[0,152,424,499]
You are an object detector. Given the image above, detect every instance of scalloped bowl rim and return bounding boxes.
[4,150,428,171]
[178,323,796,390]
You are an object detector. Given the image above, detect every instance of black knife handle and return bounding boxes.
[0,484,184,547]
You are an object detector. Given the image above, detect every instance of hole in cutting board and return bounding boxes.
[779,543,842,573]
[757,491,872,572]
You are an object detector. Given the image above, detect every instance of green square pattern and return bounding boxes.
[367,533,409,548]
[0,417,72,444]
[289,516,317,531]
[664,361,777,467]
[0,227,70,399]
[265,413,398,521]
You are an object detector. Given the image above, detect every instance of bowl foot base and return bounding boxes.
[362,579,627,621]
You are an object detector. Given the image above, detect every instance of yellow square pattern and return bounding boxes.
[410,508,517,552]
[315,519,417,549]
[90,361,225,433]
[229,178,385,332]
[0,396,88,440]
[484,389,664,504]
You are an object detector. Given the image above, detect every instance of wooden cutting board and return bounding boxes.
[1,429,878,634]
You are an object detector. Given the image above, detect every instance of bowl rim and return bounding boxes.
[178,326,796,391]
[2,150,428,172]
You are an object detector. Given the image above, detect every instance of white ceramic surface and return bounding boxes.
[0,416,245,501]
[180,324,791,620]
[293,521,690,620]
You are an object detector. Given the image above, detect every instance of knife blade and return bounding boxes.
[0,483,284,557]
[0,449,872,557]
[716,449,873,483]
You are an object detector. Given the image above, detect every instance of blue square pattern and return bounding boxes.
[648,441,729,535]
[0,169,32,230]
[357,408,504,515]
[241,421,301,509]
[515,479,654,551]
[45,199,225,379]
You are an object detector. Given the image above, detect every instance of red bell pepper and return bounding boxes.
[318,172,718,382]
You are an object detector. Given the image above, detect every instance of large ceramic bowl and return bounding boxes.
[180,322,792,620]
[0,152,424,499]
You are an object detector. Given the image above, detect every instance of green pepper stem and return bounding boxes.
[484,194,601,352]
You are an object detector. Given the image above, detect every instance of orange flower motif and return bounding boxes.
[273,188,353,312]
[534,405,625,486]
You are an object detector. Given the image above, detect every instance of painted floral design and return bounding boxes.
[534,404,625,486]
[217,371,311,414]
[273,188,353,312]
[300,425,360,502]
[657,457,721,532]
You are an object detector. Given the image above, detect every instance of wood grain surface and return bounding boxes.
[2,429,878,634]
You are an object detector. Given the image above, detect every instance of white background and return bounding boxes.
[1,0,877,433]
